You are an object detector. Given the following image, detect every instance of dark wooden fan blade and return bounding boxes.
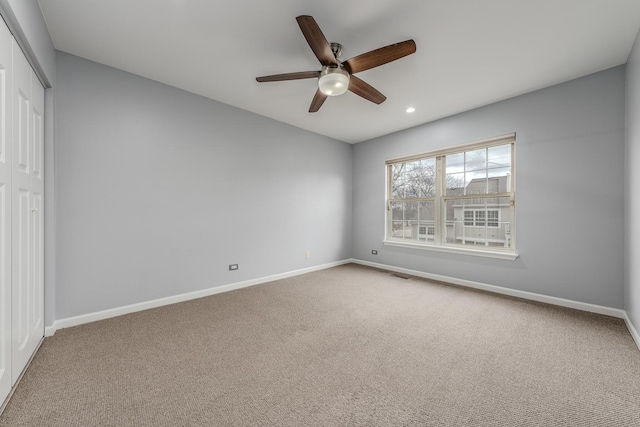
[309,89,328,112]
[348,76,386,104]
[296,15,338,67]
[344,40,416,75]
[256,71,320,82]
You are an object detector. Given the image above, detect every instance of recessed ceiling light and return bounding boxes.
[406,107,416,113]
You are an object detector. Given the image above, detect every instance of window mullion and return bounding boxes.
[435,156,443,245]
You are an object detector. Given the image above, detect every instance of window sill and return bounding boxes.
[383,240,519,260]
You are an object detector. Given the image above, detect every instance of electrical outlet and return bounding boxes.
[229,264,238,271]
[306,251,311,260]
[371,250,378,255]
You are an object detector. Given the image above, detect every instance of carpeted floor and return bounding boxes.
[1,263,639,426]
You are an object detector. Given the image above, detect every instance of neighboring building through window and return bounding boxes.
[463,209,499,227]
[386,134,515,255]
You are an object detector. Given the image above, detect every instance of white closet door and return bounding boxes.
[29,67,44,361]
[0,19,13,404]
[11,38,43,383]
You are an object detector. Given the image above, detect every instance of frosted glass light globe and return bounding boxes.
[318,66,350,96]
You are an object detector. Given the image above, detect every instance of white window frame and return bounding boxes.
[384,133,517,260]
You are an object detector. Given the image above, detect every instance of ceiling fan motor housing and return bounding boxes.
[330,42,344,59]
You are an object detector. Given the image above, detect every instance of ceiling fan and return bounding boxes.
[256,15,416,113]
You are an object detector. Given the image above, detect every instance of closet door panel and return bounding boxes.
[13,189,29,352]
[31,95,42,180]
[16,88,28,173]
[0,18,13,405]
[30,192,42,331]
[29,70,43,349]
[11,38,35,384]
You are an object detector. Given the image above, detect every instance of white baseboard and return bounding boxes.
[46,260,351,336]
[623,312,640,351]
[350,259,627,319]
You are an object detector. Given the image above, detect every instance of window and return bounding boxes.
[464,210,474,226]
[386,134,515,256]
[464,209,499,227]
[487,210,499,227]
[418,225,435,241]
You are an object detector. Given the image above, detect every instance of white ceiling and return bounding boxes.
[38,0,640,144]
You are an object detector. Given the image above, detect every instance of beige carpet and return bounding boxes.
[1,264,639,426]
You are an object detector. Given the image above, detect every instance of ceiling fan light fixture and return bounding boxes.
[318,66,350,96]
[256,16,416,112]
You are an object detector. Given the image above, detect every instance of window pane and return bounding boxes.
[418,201,435,221]
[487,167,511,193]
[391,160,440,200]
[391,221,404,239]
[405,201,419,221]
[488,144,511,168]
[395,201,417,241]
[418,201,436,241]
[419,158,436,197]
[405,160,420,172]
[486,198,511,247]
[446,198,489,246]
[464,210,474,226]
[444,197,511,248]
[465,169,488,194]
[404,161,421,198]
[446,152,464,174]
[446,173,465,196]
[471,228,487,244]
[391,173,406,199]
[391,202,403,221]
[391,163,405,178]
[487,210,499,227]
[445,200,468,243]
[391,163,406,199]
[465,149,487,172]
[418,222,435,241]
[402,222,413,240]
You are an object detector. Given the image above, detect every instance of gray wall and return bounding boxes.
[55,52,352,319]
[625,30,640,330]
[353,66,626,309]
